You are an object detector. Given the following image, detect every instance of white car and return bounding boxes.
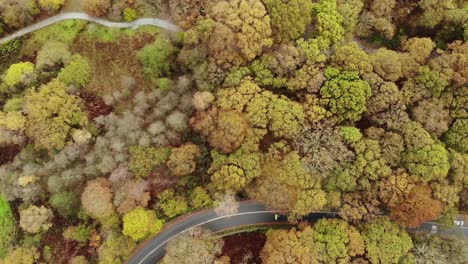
[431,225,438,234]
[454,220,464,226]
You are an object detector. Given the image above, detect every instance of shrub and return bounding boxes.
[122,207,164,241]
[0,197,15,257]
[137,38,178,79]
[4,62,35,87]
[38,0,65,13]
[123,8,138,22]
[57,54,92,88]
[82,0,111,17]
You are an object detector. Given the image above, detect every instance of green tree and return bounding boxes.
[49,191,80,218]
[157,189,189,218]
[4,62,35,87]
[189,187,212,209]
[166,143,202,176]
[402,122,450,182]
[264,0,313,42]
[320,67,371,122]
[217,79,304,139]
[123,8,138,22]
[362,218,413,264]
[313,219,364,263]
[57,54,92,88]
[353,138,392,181]
[311,0,345,47]
[24,80,88,151]
[129,146,171,178]
[444,119,468,153]
[137,38,178,79]
[0,197,15,257]
[122,207,164,241]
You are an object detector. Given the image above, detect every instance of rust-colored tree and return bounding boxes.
[390,185,443,228]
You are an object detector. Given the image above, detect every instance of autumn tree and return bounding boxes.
[0,0,39,28]
[339,189,381,224]
[24,80,88,151]
[320,67,371,122]
[248,142,326,220]
[128,146,171,178]
[0,246,39,264]
[19,205,53,234]
[122,207,164,241]
[36,41,71,71]
[411,99,452,137]
[38,0,65,13]
[166,143,202,176]
[264,0,313,42]
[206,0,273,67]
[377,170,417,209]
[261,226,317,264]
[82,0,111,16]
[157,189,189,218]
[371,48,403,82]
[412,234,468,264]
[190,108,250,154]
[81,178,115,220]
[213,191,239,217]
[390,185,443,228]
[331,42,373,75]
[337,0,364,36]
[356,0,397,39]
[362,218,413,264]
[98,232,136,264]
[163,227,224,264]
[216,79,305,139]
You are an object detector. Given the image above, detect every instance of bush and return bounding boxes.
[137,38,178,79]
[38,0,65,13]
[0,197,15,257]
[4,62,35,87]
[82,0,111,16]
[57,54,92,88]
[123,8,138,22]
[122,207,164,241]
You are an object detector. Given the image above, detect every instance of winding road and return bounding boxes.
[125,201,467,264]
[0,12,181,44]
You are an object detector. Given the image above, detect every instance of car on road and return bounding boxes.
[431,225,438,234]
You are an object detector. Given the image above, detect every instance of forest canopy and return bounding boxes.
[0,0,467,263]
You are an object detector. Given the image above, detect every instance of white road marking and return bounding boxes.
[0,12,181,44]
[136,210,278,264]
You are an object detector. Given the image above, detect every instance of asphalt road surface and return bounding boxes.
[0,12,181,44]
[126,201,467,264]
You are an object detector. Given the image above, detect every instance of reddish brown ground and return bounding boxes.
[72,32,155,97]
[221,232,266,264]
[0,145,21,165]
